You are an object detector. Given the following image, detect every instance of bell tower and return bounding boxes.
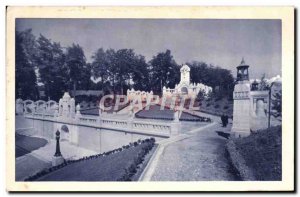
[180,64,190,84]
[236,58,249,82]
[231,58,251,137]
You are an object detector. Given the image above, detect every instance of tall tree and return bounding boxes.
[65,44,88,96]
[131,55,150,91]
[15,30,38,100]
[149,50,179,94]
[36,34,67,101]
[188,61,234,97]
[91,48,110,85]
[91,48,150,94]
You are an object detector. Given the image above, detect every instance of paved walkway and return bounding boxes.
[141,112,237,181]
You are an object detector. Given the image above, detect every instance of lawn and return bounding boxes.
[232,126,282,180]
[15,134,48,158]
[198,97,233,118]
[31,139,156,181]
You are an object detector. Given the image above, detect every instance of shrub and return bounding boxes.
[223,105,229,110]
[214,104,220,109]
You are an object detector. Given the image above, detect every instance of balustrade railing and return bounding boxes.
[23,111,173,137]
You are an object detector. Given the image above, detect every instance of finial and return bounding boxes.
[241,57,245,65]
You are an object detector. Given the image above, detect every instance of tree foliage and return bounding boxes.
[15,30,38,100]
[16,29,236,102]
[188,61,234,98]
[35,34,67,100]
[259,74,269,91]
[91,48,150,94]
[149,50,180,94]
[65,44,90,96]
[272,90,282,117]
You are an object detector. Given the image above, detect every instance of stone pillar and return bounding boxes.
[170,121,180,136]
[75,104,81,121]
[16,99,23,115]
[173,110,180,122]
[170,110,181,136]
[70,98,76,118]
[52,130,64,166]
[231,81,251,137]
[250,94,269,131]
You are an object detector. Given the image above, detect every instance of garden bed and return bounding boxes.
[25,138,156,181]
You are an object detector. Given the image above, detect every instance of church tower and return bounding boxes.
[180,64,190,85]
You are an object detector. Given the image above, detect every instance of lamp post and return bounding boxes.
[52,129,64,166]
[54,130,62,157]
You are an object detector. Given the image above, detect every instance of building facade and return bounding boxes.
[163,64,212,98]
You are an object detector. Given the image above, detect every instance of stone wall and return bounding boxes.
[21,117,165,153]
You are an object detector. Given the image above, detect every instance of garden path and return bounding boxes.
[141,112,237,181]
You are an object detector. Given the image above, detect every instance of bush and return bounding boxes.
[223,105,229,110]
[214,104,220,109]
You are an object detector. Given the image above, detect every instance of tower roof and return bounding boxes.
[237,57,249,69]
[180,64,190,72]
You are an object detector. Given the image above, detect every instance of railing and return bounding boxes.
[79,116,98,124]
[131,121,171,136]
[101,119,128,128]
[24,112,173,137]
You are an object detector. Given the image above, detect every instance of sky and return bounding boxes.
[16,19,281,79]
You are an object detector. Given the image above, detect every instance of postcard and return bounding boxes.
[6,6,294,192]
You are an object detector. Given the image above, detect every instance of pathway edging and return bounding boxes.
[226,139,256,180]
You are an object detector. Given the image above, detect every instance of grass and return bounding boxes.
[232,126,282,180]
[28,139,156,181]
[15,134,48,158]
[199,97,233,117]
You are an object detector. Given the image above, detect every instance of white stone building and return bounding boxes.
[163,64,212,98]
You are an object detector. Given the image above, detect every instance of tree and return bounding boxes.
[35,34,67,101]
[149,50,179,94]
[131,55,150,91]
[272,90,282,117]
[79,63,92,90]
[65,44,88,96]
[15,30,38,100]
[91,48,150,94]
[91,48,110,85]
[188,61,234,98]
[196,89,206,102]
[259,74,269,91]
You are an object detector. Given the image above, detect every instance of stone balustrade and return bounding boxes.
[17,93,177,138]
[24,110,174,138]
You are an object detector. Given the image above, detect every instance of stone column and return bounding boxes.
[170,110,181,136]
[15,99,23,115]
[231,82,251,137]
[250,96,268,131]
